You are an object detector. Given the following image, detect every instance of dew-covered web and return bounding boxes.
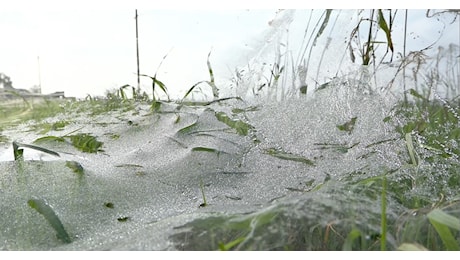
[1,9,460,250]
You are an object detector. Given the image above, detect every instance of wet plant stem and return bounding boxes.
[381,174,387,251]
[199,178,207,207]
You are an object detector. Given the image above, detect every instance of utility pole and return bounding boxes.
[135,9,140,93]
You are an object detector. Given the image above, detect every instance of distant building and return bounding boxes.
[0,72,65,99]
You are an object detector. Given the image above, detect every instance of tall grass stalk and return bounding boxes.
[182,51,219,101]
[380,175,387,251]
[140,49,172,103]
[199,178,207,207]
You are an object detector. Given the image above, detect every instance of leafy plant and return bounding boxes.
[33,132,103,154]
[69,133,104,153]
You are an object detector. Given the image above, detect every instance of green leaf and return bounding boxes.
[427,209,460,250]
[299,85,308,94]
[180,51,219,101]
[342,228,361,251]
[13,141,60,160]
[313,9,332,46]
[336,117,357,134]
[405,133,418,166]
[215,111,253,136]
[377,9,394,52]
[428,209,460,231]
[206,51,219,98]
[265,148,315,166]
[409,89,427,101]
[397,243,429,251]
[28,198,71,243]
[191,146,227,156]
[181,80,207,101]
[152,77,168,98]
[176,121,199,135]
[69,133,103,153]
[151,100,161,112]
[139,73,170,101]
[218,236,246,251]
[65,160,84,175]
[33,136,66,144]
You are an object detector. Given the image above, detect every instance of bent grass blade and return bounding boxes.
[427,209,460,250]
[27,198,72,244]
[265,148,315,166]
[13,141,60,161]
[214,111,254,136]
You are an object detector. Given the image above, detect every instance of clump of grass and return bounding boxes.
[31,120,70,135]
[0,98,67,128]
[69,133,104,153]
[169,87,460,250]
[33,132,103,154]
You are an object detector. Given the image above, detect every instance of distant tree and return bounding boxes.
[0,73,14,89]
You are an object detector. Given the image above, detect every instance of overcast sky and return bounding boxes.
[0,1,458,99]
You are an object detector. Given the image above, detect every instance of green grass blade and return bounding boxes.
[397,243,429,251]
[65,160,84,175]
[33,136,66,144]
[181,80,207,101]
[215,111,253,136]
[336,117,357,134]
[427,209,460,250]
[218,236,246,251]
[181,51,219,101]
[377,9,394,52]
[405,133,418,166]
[314,9,332,45]
[428,209,460,231]
[13,141,61,159]
[191,146,227,156]
[176,121,199,135]
[199,178,207,207]
[139,74,169,101]
[27,198,72,243]
[206,51,219,98]
[381,175,387,251]
[12,141,24,161]
[342,228,361,251]
[152,77,169,100]
[409,89,428,101]
[265,148,315,166]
